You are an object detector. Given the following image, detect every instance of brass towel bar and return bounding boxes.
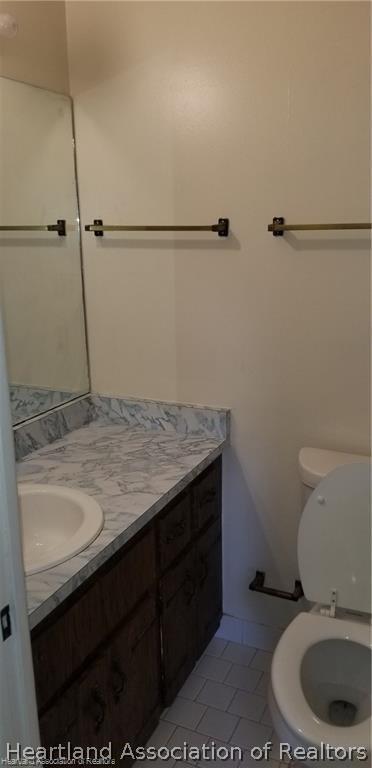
[268,217,372,237]
[0,220,66,237]
[85,218,230,238]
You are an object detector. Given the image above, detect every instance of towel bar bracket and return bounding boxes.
[215,218,230,237]
[249,570,304,601]
[93,219,104,238]
[272,217,285,237]
[52,219,66,237]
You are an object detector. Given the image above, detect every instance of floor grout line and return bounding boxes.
[194,703,209,730]
[150,638,276,763]
[195,677,208,702]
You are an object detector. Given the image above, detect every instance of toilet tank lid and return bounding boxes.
[299,447,370,489]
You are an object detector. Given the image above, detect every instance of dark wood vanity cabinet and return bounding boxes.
[158,491,193,572]
[196,518,222,656]
[34,526,161,761]
[74,594,161,763]
[160,546,198,703]
[159,459,222,704]
[33,457,222,762]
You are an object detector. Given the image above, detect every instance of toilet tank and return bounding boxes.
[299,447,370,507]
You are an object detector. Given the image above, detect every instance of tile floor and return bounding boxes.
[138,637,287,768]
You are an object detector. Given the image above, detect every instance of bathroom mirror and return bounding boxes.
[0,77,89,424]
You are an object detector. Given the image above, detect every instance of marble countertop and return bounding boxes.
[18,420,226,630]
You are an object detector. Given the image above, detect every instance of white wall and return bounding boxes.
[0,1,69,93]
[67,1,371,632]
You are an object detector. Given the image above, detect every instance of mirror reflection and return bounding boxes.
[0,77,89,424]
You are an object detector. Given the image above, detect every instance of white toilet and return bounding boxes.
[269,448,371,767]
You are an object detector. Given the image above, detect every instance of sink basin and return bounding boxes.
[18,484,104,575]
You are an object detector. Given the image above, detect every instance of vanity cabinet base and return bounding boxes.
[32,457,222,764]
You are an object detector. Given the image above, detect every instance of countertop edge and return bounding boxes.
[28,440,226,631]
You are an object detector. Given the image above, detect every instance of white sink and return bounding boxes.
[18,484,104,575]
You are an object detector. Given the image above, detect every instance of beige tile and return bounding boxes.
[164,697,207,730]
[197,680,236,712]
[196,655,232,683]
[228,690,266,722]
[243,624,282,653]
[134,758,176,768]
[229,719,272,750]
[261,705,273,728]
[197,707,239,742]
[175,764,197,768]
[198,739,242,768]
[146,719,176,748]
[221,642,256,667]
[240,753,279,768]
[225,664,262,693]
[205,637,228,658]
[254,671,270,697]
[179,673,207,701]
[167,726,209,759]
[216,616,243,644]
[271,736,292,763]
[250,651,273,674]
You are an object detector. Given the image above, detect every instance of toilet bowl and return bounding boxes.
[269,453,371,767]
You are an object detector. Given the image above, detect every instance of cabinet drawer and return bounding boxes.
[192,459,221,532]
[39,687,79,750]
[158,492,192,572]
[160,547,197,704]
[32,527,156,712]
[108,594,161,752]
[100,527,156,632]
[40,596,161,760]
[196,518,222,655]
[75,595,160,761]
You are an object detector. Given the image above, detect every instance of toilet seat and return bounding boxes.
[298,462,371,614]
[271,612,371,750]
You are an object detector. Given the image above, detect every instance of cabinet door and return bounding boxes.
[39,687,79,753]
[107,594,161,762]
[32,527,156,712]
[196,518,222,656]
[40,669,112,762]
[160,548,197,705]
[192,459,221,533]
[40,595,161,767]
[158,492,192,572]
[76,654,112,752]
